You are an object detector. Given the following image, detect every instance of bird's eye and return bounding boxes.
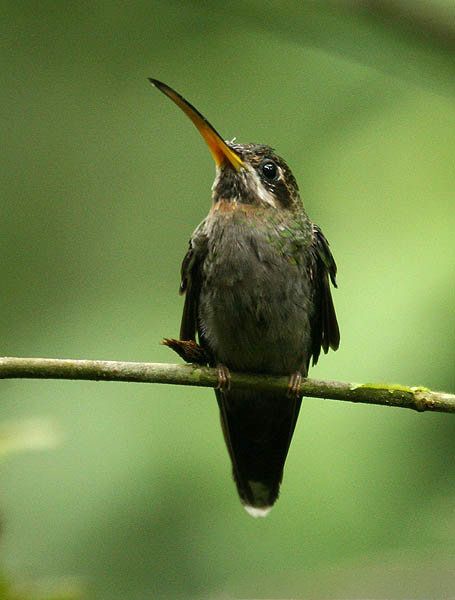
[261,161,278,180]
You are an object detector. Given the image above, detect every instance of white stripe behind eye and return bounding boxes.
[246,167,277,208]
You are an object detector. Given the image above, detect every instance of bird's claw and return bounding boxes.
[161,338,208,364]
[216,364,231,392]
[287,371,304,399]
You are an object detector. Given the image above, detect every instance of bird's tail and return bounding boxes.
[216,389,302,517]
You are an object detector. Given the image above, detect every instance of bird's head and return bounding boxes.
[149,79,301,211]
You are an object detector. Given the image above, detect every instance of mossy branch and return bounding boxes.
[0,356,454,413]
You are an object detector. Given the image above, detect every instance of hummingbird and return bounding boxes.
[150,79,340,517]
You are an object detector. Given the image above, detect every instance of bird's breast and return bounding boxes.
[199,209,314,374]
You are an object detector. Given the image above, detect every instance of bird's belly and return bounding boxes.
[199,246,314,374]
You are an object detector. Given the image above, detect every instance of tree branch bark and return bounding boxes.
[0,356,454,413]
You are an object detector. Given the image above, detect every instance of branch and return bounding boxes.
[0,357,454,414]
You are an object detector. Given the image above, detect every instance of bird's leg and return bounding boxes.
[162,338,208,365]
[287,370,305,399]
[162,339,230,393]
[216,364,231,392]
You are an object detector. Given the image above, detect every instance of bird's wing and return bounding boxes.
[309,224,340,365]
[179,224,208,342]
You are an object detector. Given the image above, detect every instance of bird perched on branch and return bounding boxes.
[150,79,339,517]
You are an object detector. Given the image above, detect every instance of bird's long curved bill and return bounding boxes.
[149,79,244,171]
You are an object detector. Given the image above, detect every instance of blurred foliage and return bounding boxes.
[0,573,81,600]
[0,423,79,599]
[0,419,61,460]
[1,1,454,599]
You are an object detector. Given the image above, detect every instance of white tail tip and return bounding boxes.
[243,505,273,518]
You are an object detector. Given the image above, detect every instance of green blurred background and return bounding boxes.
[1,1,454,598]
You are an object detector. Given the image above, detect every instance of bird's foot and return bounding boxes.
[287,371,305,399]
[161,338,208,365]
[216,364,231,393]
